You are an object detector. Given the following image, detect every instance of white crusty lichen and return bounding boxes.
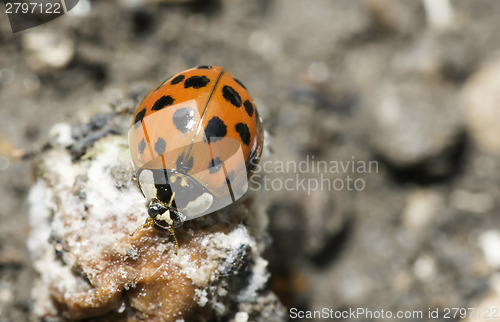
[28,120,284,321]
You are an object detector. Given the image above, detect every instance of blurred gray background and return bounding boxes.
[2,0,500,321]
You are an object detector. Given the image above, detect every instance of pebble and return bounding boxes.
[413,254,436,281]
[234,311,249,322]
[0,156,9,171]
[22,31,74,71]
[307,61,329,83]
[450,189,494,213]
[402,189,442,233]
[48,123,73,148]
[463,56,500,155]
[422,0,455,31]
[478,231,500,269]
[366,82,463,169]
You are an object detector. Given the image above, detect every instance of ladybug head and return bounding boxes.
[137,168,214,228]
[147,198,183,229]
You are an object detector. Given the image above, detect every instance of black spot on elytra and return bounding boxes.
[138,138,146,155]
[222,85,242,107]
[176,153,194,173]
[151,95,175,111]
[205,116,227,142]
[235,123,251,146]
[209,157,222,173]
[173,108,196,134]
[134,108,146,129]
[197,65,212,69]
[184,76,210,89]
[234,78,247,89]
[243,100,254,117]
[171,75,185,85]
[154,137,166,156]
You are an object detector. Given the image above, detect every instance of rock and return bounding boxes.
[422,0,456,31]
[413,253,437,282]
[365,81,464,179]
[449,189,494,213]
[402,188,442,233]
[27,111,284,320]
[21,31,74,71]
[365,0,419,34]
[478,231,500,270]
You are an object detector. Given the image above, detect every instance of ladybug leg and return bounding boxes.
[130,217,155,236]
[130,218,178,254]
[144,217,155,227]
[166,192,181,253]
[168,226,179,255]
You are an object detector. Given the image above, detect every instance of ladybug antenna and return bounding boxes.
[169,227,179,254]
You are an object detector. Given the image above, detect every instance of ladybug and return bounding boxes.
[129,66,263,236]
